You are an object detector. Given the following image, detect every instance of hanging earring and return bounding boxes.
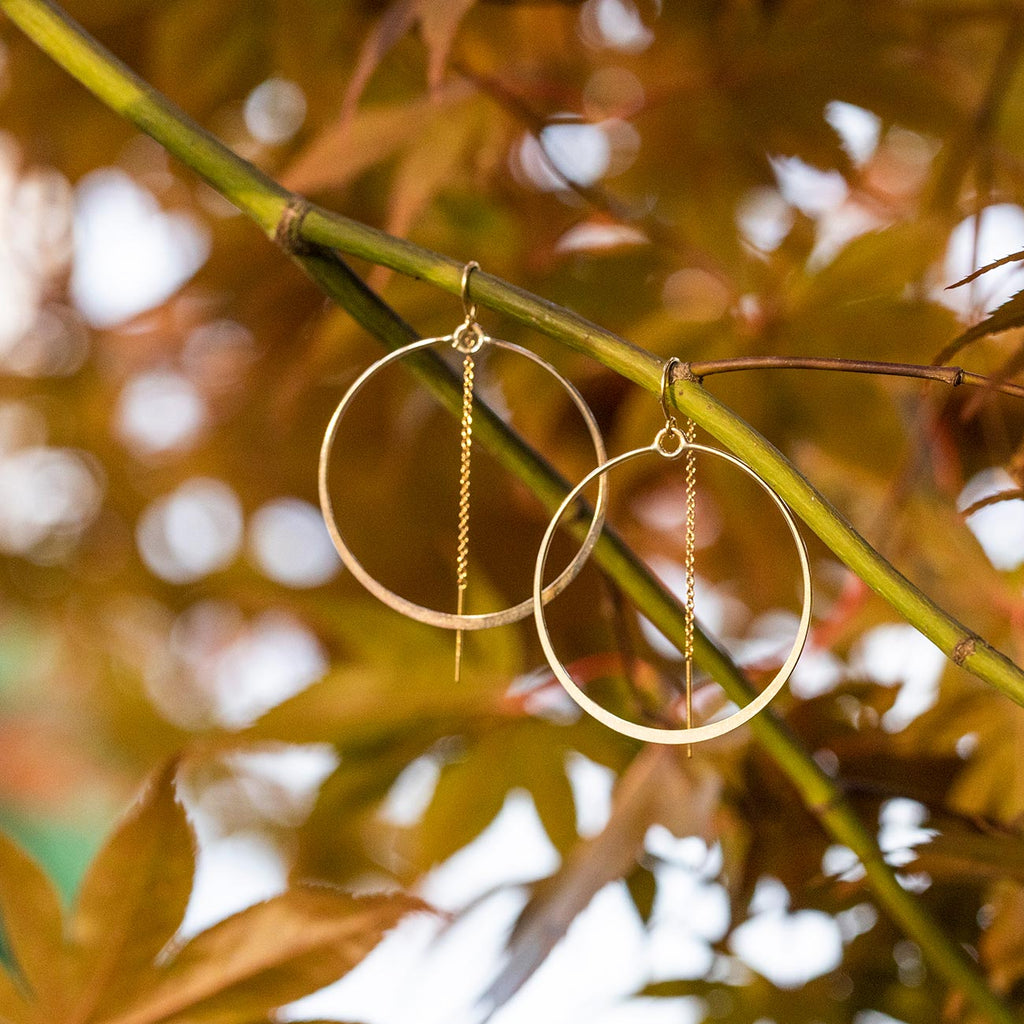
[318,262,609,682]
[533,358,812,746]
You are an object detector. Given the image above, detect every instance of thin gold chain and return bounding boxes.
[454,351,475,683]
[683,417,697,756]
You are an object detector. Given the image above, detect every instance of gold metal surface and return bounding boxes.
[533,441,812,745]
[319,335,608,630]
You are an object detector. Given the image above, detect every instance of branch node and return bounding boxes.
[952,367,965,387]
[953,636,978,665]
[276,195,312,254]
[679,361,701,384]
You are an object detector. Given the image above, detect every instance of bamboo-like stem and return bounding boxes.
[2,2,1020,1019]
[296,203,1024,703]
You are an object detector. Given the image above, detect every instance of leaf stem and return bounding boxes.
[2,2,1020,1019]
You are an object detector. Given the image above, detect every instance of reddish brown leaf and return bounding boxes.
[946,248,1024,290]
[420,0,479,88]
[69,760,195,1024]
[281,84,472,196]
[942,288,1024,358]
[980,881,1024,994]
[339,0,480,126]
[340,0,420,125]
[101,888,427,1024]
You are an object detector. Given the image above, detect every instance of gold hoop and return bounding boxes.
[532,440,812,744]
[320,334,609,631]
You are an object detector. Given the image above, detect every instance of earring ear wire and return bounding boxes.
[660,356,679,430]
[461,260,479,324]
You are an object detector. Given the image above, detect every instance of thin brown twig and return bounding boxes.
[686,355,1024,400]
[961,488,1024,516]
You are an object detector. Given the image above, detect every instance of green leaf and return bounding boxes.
[148,0,268,118]
[515,735,577,857]
[409,720,586,873]
[794,221,949,313]
[69,760,195,1024]
[245,604,516,750]
[103,888,426,1024]
[414,738,509,871]
[383,95,491,242]
[0,828,67,1010]
[625,864,656,924]
[292,746,423,886]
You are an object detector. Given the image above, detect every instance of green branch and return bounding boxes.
[2,2,1020,1020]
[294,206,1024,703]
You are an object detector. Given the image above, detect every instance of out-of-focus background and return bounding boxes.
[1,1,1024,1021]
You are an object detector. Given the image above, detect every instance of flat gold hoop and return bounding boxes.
[533,441,812,744]
[320,335,608,631]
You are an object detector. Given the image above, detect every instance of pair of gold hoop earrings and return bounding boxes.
[319,263,812,746]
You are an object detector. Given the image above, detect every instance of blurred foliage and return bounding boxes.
[0,762,420,1024]
[0,0,1024,1020]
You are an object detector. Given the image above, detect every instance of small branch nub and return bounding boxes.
[953,636,977,665]
[275,196,312,253]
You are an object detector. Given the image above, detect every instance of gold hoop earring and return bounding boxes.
[318,263,609,651]
[532,358,812,745]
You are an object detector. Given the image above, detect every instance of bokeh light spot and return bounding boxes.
[137,478,243,583]
[244,78,307,145]
[117,369,205,454]
[0,445,103,559]
[248,497,340,588]
[71,169,210,328]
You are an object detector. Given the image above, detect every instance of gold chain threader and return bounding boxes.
[453,261,480,684]
[683,416,697,757]
[454,349,475,683]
